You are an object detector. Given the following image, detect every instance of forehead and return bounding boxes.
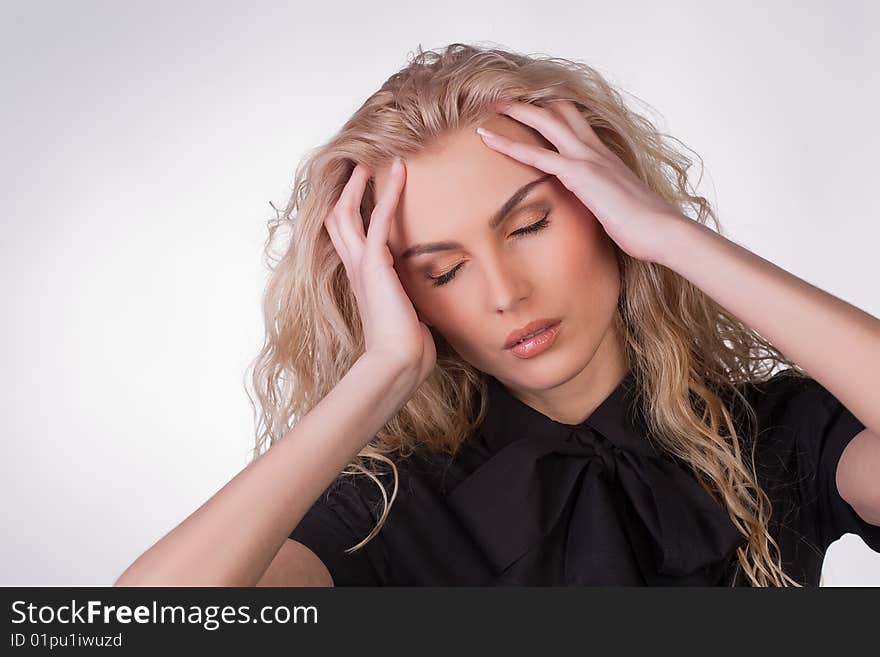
[372,115,554,260]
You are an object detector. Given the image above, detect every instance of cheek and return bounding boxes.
[399,271,481,353]
[549,216,621,325]
[394,266,431,322]
[550,214,614,282]
[395,265,463,331]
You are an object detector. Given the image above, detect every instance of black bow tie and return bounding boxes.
[445,374,747,585]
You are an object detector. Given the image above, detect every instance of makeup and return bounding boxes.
[506,322,561,359]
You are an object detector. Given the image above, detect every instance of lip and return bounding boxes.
[503,318,562,350]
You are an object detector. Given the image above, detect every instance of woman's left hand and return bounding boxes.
[476,99,688,264]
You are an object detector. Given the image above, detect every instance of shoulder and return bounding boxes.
[287,461,412,587]
[741,368,832,415]
[728,369,856,511]
[318,449,449,524]
[736,369,880,552]
[735,369,862,449]
[734,368,864,463]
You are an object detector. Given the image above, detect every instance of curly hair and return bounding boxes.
[244,41,809,587]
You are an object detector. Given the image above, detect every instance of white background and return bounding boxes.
[2,0,878,585]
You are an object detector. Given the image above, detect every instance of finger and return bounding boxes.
[323,209,354,274]
[544,99,609,155]
[336,163,371,215]
[334,163,371,249]
[325,163,370,274]
[366,157,406,255]
[496,101,592,160]
[336,162,371,230]
[476,126,571,178]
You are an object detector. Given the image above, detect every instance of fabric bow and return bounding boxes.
[445,373,747,585]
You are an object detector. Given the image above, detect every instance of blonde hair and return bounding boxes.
[246,42,809,587]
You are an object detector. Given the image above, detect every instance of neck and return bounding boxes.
[505,317,629,425]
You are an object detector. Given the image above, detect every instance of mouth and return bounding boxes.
[503,318,562,350]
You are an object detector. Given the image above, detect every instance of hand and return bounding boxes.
[476,99,688,264]
[323,158,437,385]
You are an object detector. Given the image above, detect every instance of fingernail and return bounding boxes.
[391,156,403,173]
[476,127,497,140]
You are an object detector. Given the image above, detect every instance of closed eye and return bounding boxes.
[427,212,551,288]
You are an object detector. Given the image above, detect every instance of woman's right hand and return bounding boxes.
[323,157,437,387]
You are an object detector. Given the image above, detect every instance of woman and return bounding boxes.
[114,43,880,588]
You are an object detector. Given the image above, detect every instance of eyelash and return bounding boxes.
[427,212,551,288]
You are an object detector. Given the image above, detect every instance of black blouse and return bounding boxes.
[289,368,880,586]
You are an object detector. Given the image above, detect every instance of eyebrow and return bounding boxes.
[400,173,555,260]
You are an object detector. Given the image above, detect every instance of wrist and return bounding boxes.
[358,350,421,393]
[653,213,703,270]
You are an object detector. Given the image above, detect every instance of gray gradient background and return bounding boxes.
[2,0,878,585]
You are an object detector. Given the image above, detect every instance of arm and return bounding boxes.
[658,216,880,522]
[113,351,419,587]
[256,539,335,587]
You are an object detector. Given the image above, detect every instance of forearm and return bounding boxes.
[658,215,880,434]
[114,352,419,587]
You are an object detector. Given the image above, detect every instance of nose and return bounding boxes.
[483,257,532,314]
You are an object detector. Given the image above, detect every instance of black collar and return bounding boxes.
[480,369,658,458]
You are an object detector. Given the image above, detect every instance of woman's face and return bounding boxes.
[373,112,626,414]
